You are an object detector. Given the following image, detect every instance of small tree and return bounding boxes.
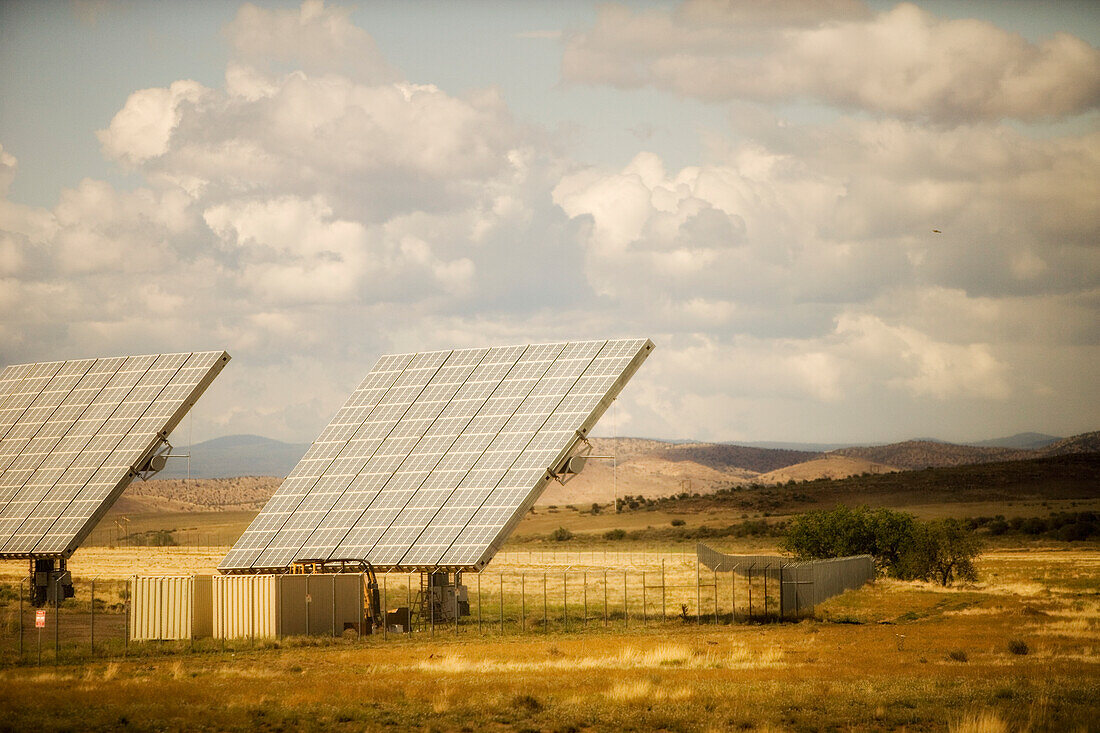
[896,519,980,585]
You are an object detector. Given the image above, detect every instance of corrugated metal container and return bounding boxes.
[130,575,212,640]
[212,574,277,639]
[277,574,364,636]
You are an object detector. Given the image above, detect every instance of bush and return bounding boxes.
[947,649,968,663]
[590,503,601,515]
[670,519,686,527]
[895,519,980,585]
[549,527,573,542]
[603,529,626,541]
[1007,639,1029,655]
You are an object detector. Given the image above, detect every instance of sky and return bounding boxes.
[0,0,1097,446]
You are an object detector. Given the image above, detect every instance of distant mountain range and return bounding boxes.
[155,431,1089,480]
[156,434,308,479]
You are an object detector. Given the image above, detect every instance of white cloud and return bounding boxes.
[225,1,398,83]
[564,2,1100,123]
[0,1,1096,445]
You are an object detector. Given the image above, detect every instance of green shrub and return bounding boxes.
[1008,639,1029,655]
[670,519,686,527]
[549,527,573,542]
[603,529,626,541]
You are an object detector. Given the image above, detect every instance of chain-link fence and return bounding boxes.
[0,577,131,665]
[0,546,875,660]
[696,542,875,618]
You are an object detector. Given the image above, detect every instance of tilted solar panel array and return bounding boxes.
[220,338,653,573]
[0,351,230,558]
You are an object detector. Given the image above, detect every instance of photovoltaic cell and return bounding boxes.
[221,338,652,573]
[0,351,230,558]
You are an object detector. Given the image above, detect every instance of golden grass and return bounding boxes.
[0,547,1096,731]
[950,710,1009,733]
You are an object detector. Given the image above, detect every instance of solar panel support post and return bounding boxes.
[518,573,523,633]
[478,573,483,634]
[542,573,547,632]
[382,574,387,641]
[454,572,459,637]
[498,572,504,635]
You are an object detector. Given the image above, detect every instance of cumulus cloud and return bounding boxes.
[1,1,1097,445]
[225,0,398,83]
[564,1,1100,123]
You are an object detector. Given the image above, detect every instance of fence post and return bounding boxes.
[477,573,482,633]
[583,571,587,628]
[713,569,719,624]
[332,575,337,639]
[520,573,524,633]
[54,577,60,665]
[382,574,388,641]
[623,571,628,628]
[498,572,503,635]
[18,580,23,660]
[430,577,435,638]
[602,570,608,627]
[779,565,784,620]
[748,567,753,620]
[90,578,95,655]
[543,573,547,632]
[764,565,769,618]
[125,578,129,656]
[731,566,736,624]
[661,560,666,621]
[563,572,568,632]
[695,558,701,625]
[407,575,412,633]
[642,571,646,627]
[454,574,459,637]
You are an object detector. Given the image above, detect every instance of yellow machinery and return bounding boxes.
[289,558,382,632]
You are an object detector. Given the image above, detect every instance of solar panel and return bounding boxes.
[0,351,230,558]
[220,338,653,573]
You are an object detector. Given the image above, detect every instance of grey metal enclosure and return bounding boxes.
[277,574,366,636]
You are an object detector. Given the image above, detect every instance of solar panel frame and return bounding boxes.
[221,338,652,574]
[0,351,230,559]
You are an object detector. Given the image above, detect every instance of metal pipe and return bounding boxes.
[498,572,504,635]
[520,573,524,633]
[477,573,482,633]
[382,574,387,641]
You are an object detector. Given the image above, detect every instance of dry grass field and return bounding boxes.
[0,547,1096,732]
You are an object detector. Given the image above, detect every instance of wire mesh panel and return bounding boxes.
[221,339,654,573]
